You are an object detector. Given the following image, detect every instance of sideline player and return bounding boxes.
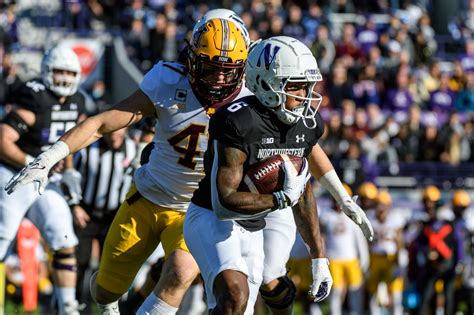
[184,36,373,314]
[366,190,405,315]
[320,184,369,315]
[0,45,85,314]
[6,18,250,315]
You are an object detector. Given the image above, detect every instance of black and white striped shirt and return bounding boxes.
[74,137,137,212]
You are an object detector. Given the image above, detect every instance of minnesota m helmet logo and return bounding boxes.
[256,44,281,70]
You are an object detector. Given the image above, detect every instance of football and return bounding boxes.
[239,154,305,194]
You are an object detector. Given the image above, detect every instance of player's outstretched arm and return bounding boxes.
[308,144,374,241]
[5,89,155,195]
[292,181,333,302]
[61,89,155,152]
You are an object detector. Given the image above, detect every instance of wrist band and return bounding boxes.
[273,191,288,209]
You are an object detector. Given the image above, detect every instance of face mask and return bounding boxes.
[92,89,104,99]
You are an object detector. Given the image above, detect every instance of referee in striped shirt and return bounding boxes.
[70,127,137,307]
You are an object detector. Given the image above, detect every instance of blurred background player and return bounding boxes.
[366,190,405,315]
[72,126,136,312]
[357,182,379,216]
[450,190,472,314]
[408,187,464,315]
[0,44,85,314]
[319,184,369,315]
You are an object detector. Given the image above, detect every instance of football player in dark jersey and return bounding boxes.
[185,36,374,314]
[0,44,86,314]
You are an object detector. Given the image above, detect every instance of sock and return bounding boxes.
[330,288,342,315]
[97,300,120,315]
[137,293,178,315]
[56,286,77,314]
[0,262,5,313]
[392,292,403,315]
[348,287,363,315]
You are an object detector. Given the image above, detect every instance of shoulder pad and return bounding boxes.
[25,80,47,93]
[160,62,187,85]
[140,61,190,108]
[141,61,186,89]
[11,80,45,112]
[141,61,186,88]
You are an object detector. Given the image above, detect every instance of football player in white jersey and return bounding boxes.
[6,18,250,315]
[319,184,369,315]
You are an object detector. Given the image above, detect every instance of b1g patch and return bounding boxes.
[174,89,187,102]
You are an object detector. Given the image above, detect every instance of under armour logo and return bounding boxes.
[295,134,305,143]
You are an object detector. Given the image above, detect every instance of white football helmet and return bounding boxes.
[41,45,82,97]
[246,36,323,128]
[193,8,250,48]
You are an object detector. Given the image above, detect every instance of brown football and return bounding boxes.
[239,154,305,194]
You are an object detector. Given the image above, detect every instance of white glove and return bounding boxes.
[5,156,51,195]
[5,141,70,195]
[318,170,374,241]
[309,258,333,302]
[62,169,83,205]
[339,195,374,241]
[280,158,309,207]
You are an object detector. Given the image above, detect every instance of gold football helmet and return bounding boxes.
[452,189,471,207]
[188,18,248,105]
[357,182,379,200]
[422,185,441,202]
[377,190,392,206]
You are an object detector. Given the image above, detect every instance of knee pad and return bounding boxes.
[52,250,77,272]
[259,275,296,310]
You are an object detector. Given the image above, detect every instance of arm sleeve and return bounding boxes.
[355,224,370,272]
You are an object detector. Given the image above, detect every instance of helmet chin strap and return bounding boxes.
[274,103,317,128]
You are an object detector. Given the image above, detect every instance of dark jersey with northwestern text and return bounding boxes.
[3,79,86,161]
[192,95,325,212]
